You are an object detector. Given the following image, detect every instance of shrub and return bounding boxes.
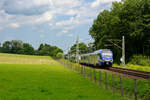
[56,53,64,59]
[129,55,150,66]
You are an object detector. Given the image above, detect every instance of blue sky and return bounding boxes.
[0,0,121,52]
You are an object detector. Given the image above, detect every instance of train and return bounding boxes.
[68,49,113,68]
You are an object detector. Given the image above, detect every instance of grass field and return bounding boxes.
[0,53,125,100]
[0,53,56,65]
[63,60,150,100]
[113,64,150,72]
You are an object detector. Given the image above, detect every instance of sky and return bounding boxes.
[0,0,121,52]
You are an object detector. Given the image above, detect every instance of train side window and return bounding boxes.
[97,54,99,61]
[98,54,101,61]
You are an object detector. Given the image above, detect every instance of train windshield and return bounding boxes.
[102,51,112,58]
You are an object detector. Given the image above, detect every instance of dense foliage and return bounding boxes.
[69,42,89,54]
[36,43,63,57]
[0,40,63,57]
[129,55,150,66]
[89,0,150,63]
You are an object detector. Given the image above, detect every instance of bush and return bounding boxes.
[129,55,150,66]
[56,53,64,59]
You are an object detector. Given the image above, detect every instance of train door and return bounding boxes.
[88,55,90,65]
[95,54,99,66]
[91,55,93,65]
[94,55,96,65]
[99,54,102,66]
[86,56,88,64]
[82,56,84,63]
[96,54,101,66]
[82,56,84,64]
[84,56,86,64]
[89,55,92,65]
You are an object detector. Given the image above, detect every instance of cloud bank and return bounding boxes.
[0,0,121,36]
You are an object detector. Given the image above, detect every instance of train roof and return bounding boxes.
[81,52,95,57]
[94,49,111,54]
[80,49,112,57]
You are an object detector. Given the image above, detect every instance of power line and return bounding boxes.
[107,36,125,67]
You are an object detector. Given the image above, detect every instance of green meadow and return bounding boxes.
[0,53,125,100]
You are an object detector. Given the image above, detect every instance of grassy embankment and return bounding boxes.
[0,53,126,100]
[113,64,150,72]
[113,55,150,72]
[63,60,150,100]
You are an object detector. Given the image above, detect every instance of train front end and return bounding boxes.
[99,50,113,67]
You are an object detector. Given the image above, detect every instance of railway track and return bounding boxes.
[108,67,150,79]
[80,63,150,79]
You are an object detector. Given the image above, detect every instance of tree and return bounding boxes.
[37,43,63,57]
[0,43,2,52]
[70,42,88,54]
[0,40,63,57]
[89,0,150,63]
[22,43,34,55]
[11,40,23,54]
[56,52,64,59]
[38,44,44,51]
[2,41,12,53]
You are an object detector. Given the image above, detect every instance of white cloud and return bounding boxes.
[3,0,50,15]
[34,11,53,23]
[91,0,121,8]
[56,17,75,26]
[66,9,77,15]
[49,23,53,26]
[10,23,20,28]
[91,0,101,8]
[0,0,122,38]
[0,10,15,23]
[50,0,81,7]
[62,29,68,33]
[32,0,50,6]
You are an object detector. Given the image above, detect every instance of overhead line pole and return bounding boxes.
[122,36,125,67]
[76,36,79,63]
[107,36,125,67]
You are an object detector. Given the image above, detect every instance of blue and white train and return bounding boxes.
[80,49,113,67]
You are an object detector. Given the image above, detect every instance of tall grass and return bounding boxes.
[129,55,150,66]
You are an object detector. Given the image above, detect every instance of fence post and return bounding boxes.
[81,65,83,75]
[99,71,101,85]
[74,65,77,72]
[75,65,77,72]
[78,64,79,73]
[76,64,77,72]
[71,63,72,70]
[87,68,89,79]
[67,62,68,68]
[134,79,137,100]
[78,64,80,73]
[84,66,86,78]
[94,69,96,83]
[90,68,92,81]
[79,64,80,73]
[112,74,115,92]
[105,72,107,89]
[68,62,70,69]
[119,75,123,96]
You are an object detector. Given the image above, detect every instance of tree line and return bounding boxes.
[0,40,63,58]
[89,0,150,63]
[69,42,88,54]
